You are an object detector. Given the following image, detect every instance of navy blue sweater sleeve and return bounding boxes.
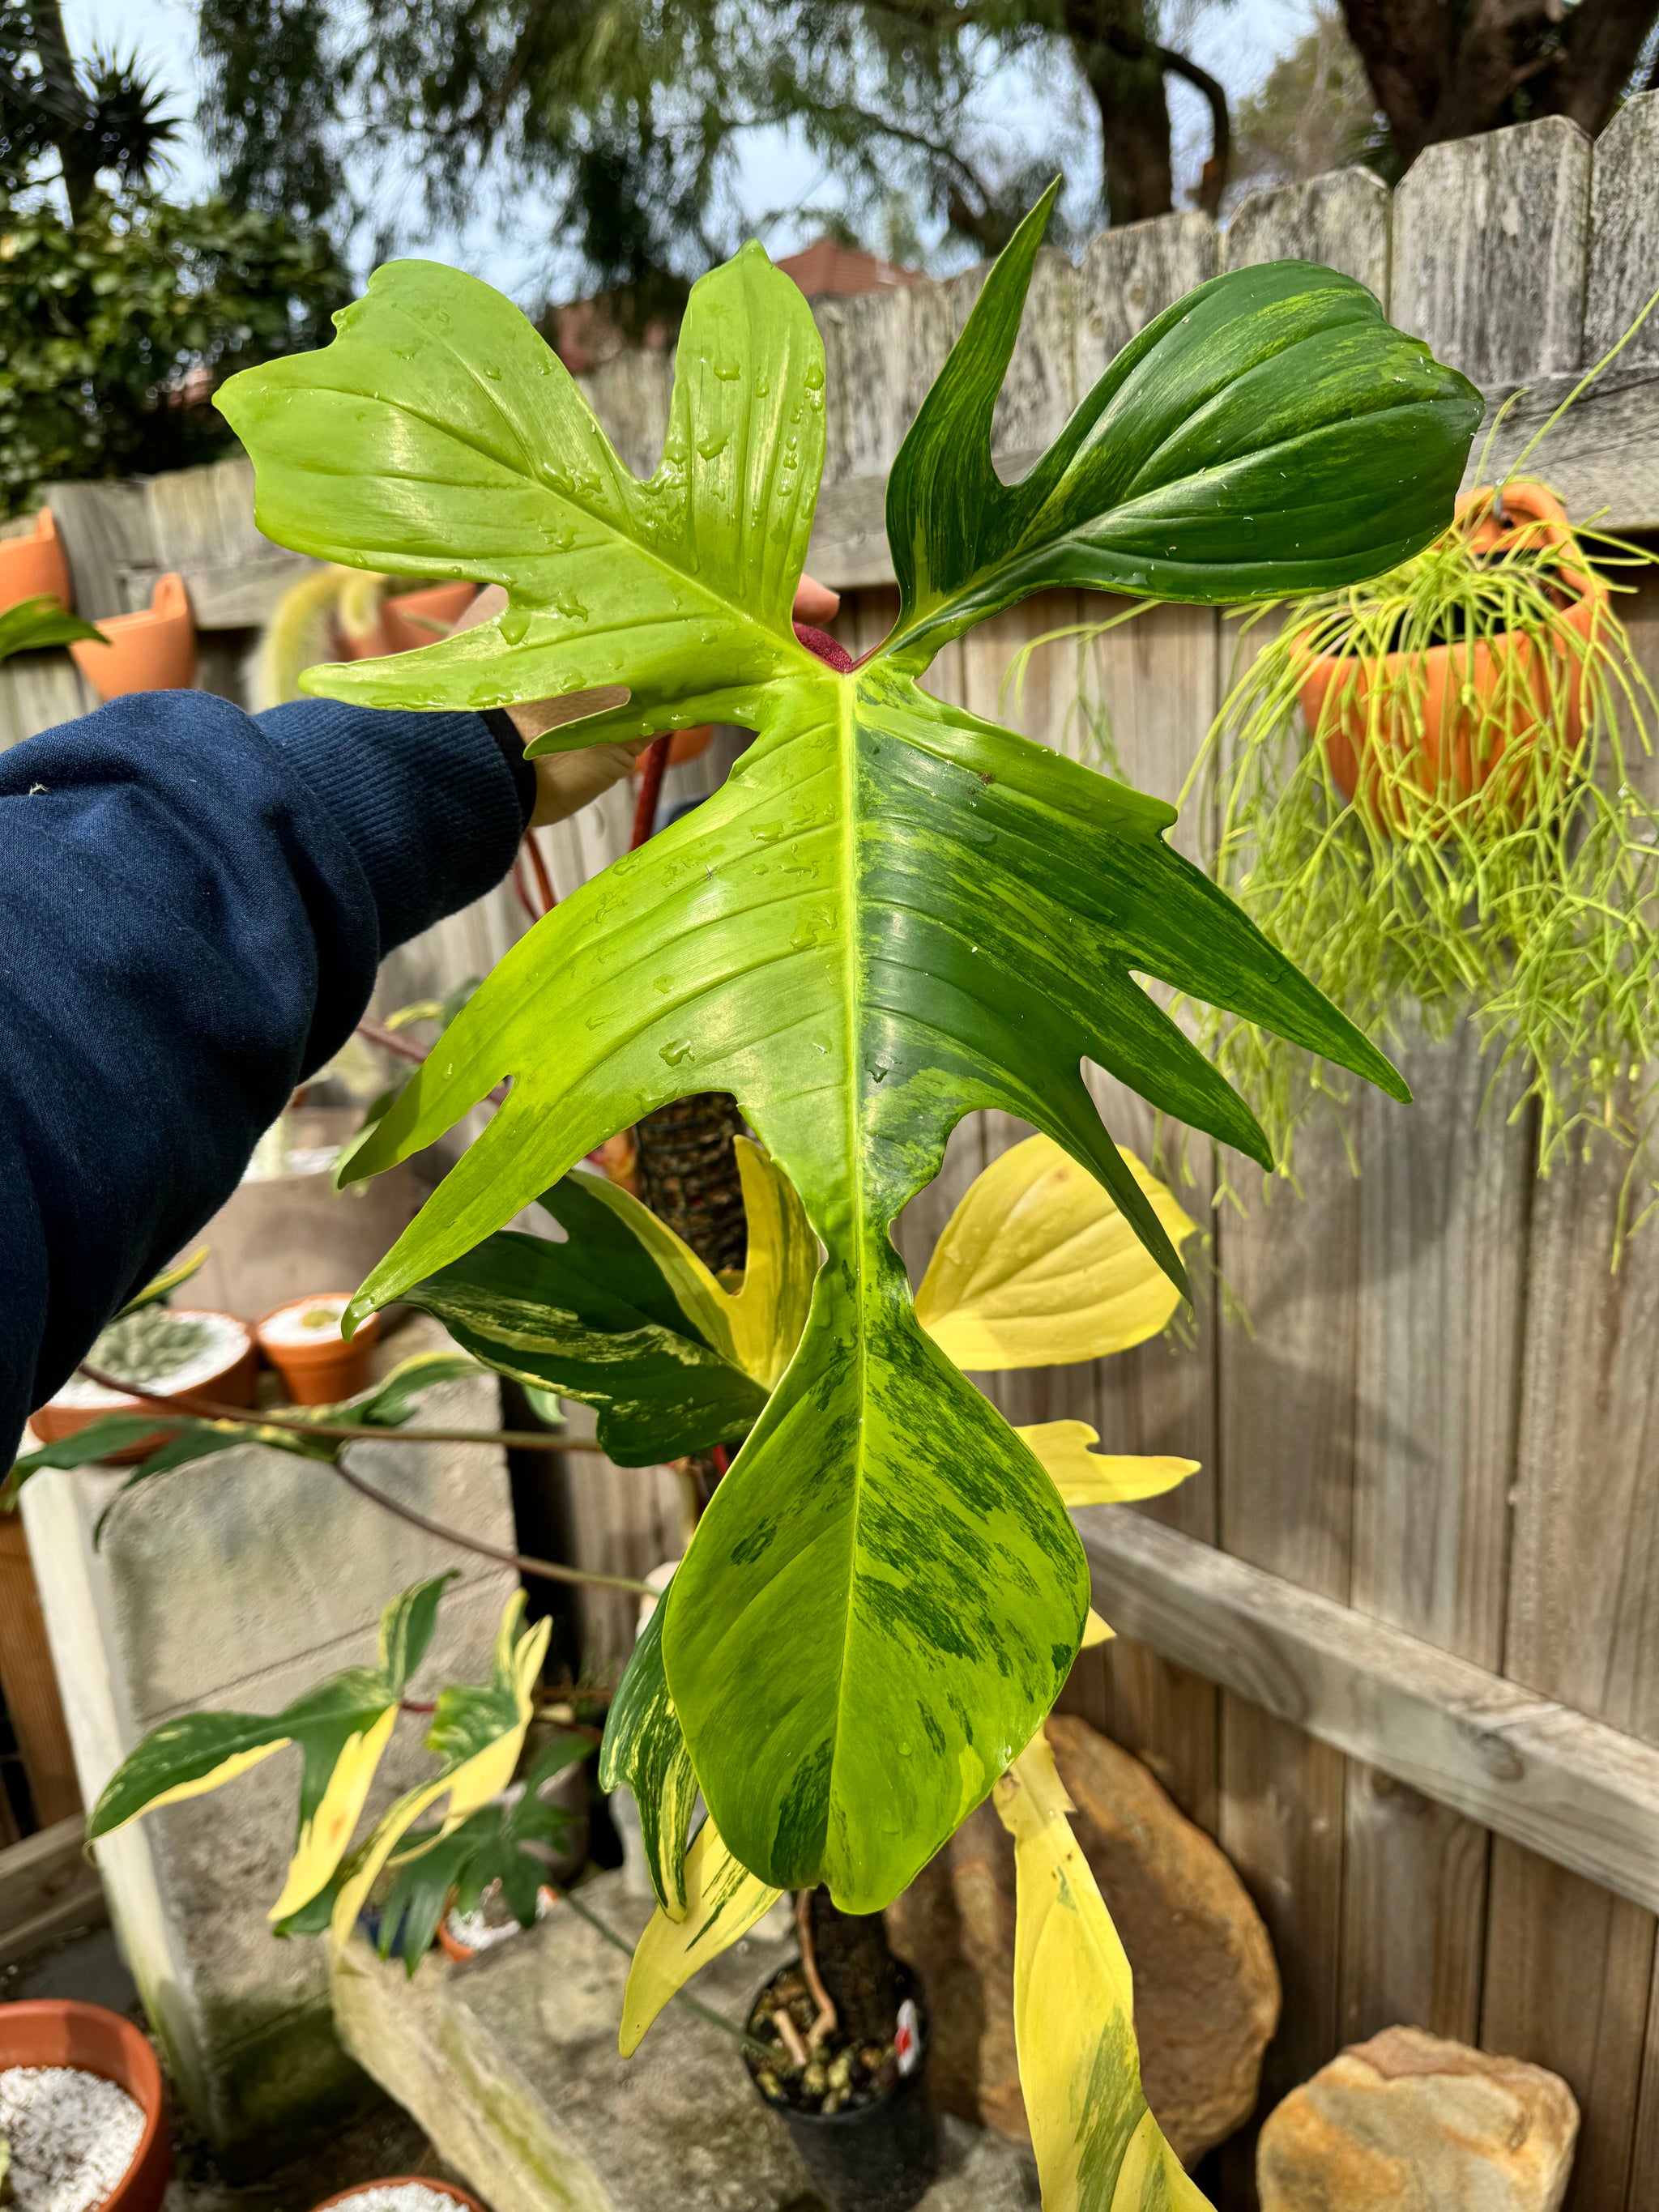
[1,688,532,1462]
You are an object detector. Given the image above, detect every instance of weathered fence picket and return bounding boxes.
[6,97,1659,2210]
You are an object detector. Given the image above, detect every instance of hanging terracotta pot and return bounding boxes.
[70,573,197,701]
[29,1311,258,1462]
[0,1999,172,2212]
[379,580,479,654]
[0,507,72,615]
[1295,481,1607,834]
[257,1294,381,1404]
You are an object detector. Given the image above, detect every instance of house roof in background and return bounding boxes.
[542,237,925,373]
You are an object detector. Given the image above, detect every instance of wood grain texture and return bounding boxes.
[1391,116,1593,382]
[1077,1508,1659,1916]
[1464,368,1659,532]
[0,1815,105,1966]
[1340,1762,1489,2044]
[1222,167,1390,297]
[1075,211,1217,393]
[1584,92,1659,369]
[1482,1843,1653,2212]
[0,1520,80,1825]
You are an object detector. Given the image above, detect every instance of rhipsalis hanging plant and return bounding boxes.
[1189,475,1659,1232]
[192,185,1476,2204]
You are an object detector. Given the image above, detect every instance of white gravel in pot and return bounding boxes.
[326,2188,463,2212]
[0,2065,145,2212]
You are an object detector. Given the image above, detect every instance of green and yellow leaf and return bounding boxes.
[619,1814,783,2056]
[917,1136,1196,1371]
[329,1590,549,1946]
[222,195,1470,1912]
[597,1600,700,1919]
[87,1575,454,1923]
[994,1729,1209,2210]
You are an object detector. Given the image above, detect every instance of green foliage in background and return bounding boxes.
[0,185,348,516]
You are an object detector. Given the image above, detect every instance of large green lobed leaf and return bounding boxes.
[219,195,1477,1909]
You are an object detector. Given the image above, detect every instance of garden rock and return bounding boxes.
[1256,2025,1580,2212]
[332,1868,1040,2212]
[885,1712,1279,2166]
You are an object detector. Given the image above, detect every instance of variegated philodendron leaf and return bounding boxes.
[619,1812,783,2056]
[994,1729,1209,2210]
[597,1600,699,1917]
[220,187,1476,1908]
[87,1575,454,1921]
[328,1588,550,1946]
[397,1139,812,1463]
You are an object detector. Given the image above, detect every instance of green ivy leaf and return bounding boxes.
[220,199,1477,1909]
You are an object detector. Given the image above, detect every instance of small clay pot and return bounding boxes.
[70,573,197,701]
[1297,481,1607,834]
[309,2182,486,2212]
[0,507,72,614]
[0,1997,172,2212]
[30,1311,258,1462]
[436,1882,560,1963]
[379,581,480,654]
[745,1960,938,2212]
[257,1295,381,1405]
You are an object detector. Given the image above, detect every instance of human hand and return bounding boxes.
[456,575,842,827]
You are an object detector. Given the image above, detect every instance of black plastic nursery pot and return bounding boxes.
[744,1959,939,2212]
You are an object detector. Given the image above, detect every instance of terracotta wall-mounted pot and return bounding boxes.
[70,573,197,701]
[1297,482,1606,834]
[258,1295,380,1404]
[0,507,72,614]
[30,1311,257,1461]
[0,1998,173,2212]
[379,581,479,654]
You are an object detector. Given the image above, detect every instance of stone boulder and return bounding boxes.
[1256,2025,1580,2212]
[885,1712,1280,2167]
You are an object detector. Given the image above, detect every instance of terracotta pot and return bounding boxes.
[257,1296,381,1405]
[29,1311,258,1462]
[70,573,196,701]
[1296,482,1607,834]
[436,1882,560,1963]
[379,581,479,654]
[667,723,713,766]
[0,508,72,614]
[0,1997,172,2212]
[309,2181,486,2212]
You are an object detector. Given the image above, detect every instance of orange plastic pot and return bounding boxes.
[378,582,479,654]
[1296,482,1607,834]
[257,1296,381,1405]
[70,573,197,701]
[309,2181,485,2212]
[0,1998,172,2212]
[0,508,72,614]
[29,1311,258,1461]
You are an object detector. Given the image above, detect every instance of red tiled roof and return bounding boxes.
[774,237,925,300]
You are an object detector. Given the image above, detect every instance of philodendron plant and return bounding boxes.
[174,185,1472,2199]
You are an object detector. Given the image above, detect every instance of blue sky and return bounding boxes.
[90,0,1312,302]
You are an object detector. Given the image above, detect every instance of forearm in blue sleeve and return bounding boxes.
[0,687,531,1460]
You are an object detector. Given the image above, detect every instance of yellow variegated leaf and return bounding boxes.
[717,1137,818,1387]
[620,1814,783,2056]
[994,1729,1209,2211]
[916,1136,1196,1370]
[268,1705,398,1922]
[330,1593,551,1947]
[1017,1421,1198,1508]
[104,1738,292,1823]
[1081,1609,1115,1648]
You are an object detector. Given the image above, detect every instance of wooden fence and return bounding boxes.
[6,94,1659,2211]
